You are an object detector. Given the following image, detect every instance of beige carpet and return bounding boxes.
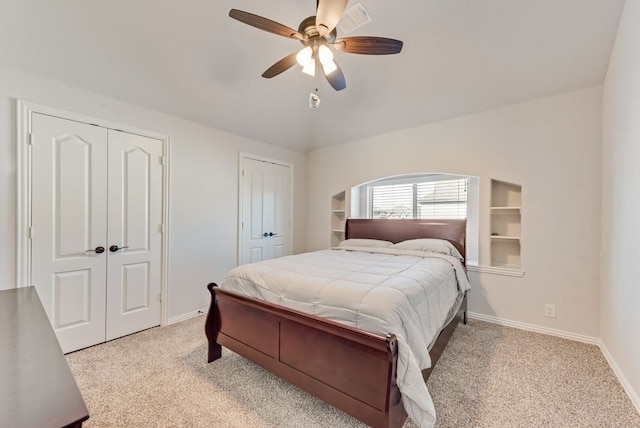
[65,316,640,427]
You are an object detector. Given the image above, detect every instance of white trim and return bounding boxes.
[466,265,526,277]
[237,152,295,266]
[18,100,170,140]
[467,312,599,345]
[168,308,207,325]
[161,133,171,327]
[16,99,171,327]
[16,100,32,289]
[240,152,294,167]
[599,342,640,415]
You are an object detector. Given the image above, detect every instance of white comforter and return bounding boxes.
[221,246,471,428]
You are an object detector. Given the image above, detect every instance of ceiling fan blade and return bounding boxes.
[324,61,346,91]
[315,0,348,38]
[262,52,299,78]
[334,36,403,55]
[229,9,304,40]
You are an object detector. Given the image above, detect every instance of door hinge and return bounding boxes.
[27,226,33,239]
[158,224,164,234]
[158,292,163,303]
[159,156,164,166]
[27,133,33,146]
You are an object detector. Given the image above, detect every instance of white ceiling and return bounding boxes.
[0,0,625,152]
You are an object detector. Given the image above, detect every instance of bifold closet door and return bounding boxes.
[30,114,163,353]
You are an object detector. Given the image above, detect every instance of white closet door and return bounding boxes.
[30,114,164,353]
[31,113,109,353]
[105,130,163,340]
[240,157,291,264]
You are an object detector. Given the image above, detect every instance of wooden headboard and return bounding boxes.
[345,218,467,262]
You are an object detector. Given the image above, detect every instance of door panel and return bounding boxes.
[121,262,150,314]
[241,158,291,264]
[55,135,94,257]
[249,169,265,241]
[53,270,90,329]
[243,161,266,262]
[249,248,263,264]
[31,113,108,353]
[272,166,287,234]
[105,130,163,341]
[269,163,289,255]
[123,148,151,250]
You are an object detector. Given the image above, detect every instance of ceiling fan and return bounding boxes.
[229,0,403,91]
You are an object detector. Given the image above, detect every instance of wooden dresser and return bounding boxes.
[0,286,89,427]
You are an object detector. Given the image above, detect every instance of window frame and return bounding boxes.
[352,173,479,265]
[366,174,469,220]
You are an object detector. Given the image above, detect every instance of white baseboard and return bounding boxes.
[167,308,208,325]
[598,341,640,415]
[467,312,600,345]
[467,312,640,415]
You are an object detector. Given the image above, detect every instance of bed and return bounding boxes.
[205,218,469,428]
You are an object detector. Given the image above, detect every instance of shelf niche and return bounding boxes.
[490,180,522,269]
[330,191,346,247]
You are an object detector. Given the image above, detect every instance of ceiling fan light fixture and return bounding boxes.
[322,59,337,75]
[229,2,402,92]
[318,44,334,65]
[302,58,316,76]
[296,46,313,66]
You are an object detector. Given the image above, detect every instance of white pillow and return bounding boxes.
[338,238,393,248]
[391,238,463,260]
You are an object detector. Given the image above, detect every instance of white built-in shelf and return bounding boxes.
[490,207,521,213]
[331,191,347,246]
[490,235,520,241]
[490,180,522,269]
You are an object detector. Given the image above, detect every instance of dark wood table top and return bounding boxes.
[0,287,89,428]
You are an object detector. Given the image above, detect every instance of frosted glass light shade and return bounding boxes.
[318,45,334,65]
[296,46,313,66]
[322,59,337,75]
[302,59,316,76]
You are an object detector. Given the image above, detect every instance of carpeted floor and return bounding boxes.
[65,316,640,427]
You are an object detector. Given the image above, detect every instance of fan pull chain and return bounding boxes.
[309,71,321,108]
[309,89,321,108]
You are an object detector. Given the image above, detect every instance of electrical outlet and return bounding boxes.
[544,304,556,318]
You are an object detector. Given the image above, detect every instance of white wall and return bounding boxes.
[0,65,307,320]
[601,0,640,409]
[307,87,602,338]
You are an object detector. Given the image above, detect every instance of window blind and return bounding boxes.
[369,178,468,219]
[371,183,414,218]
[417,179,467,219]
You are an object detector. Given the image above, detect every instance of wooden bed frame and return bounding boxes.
[205,218,468,428]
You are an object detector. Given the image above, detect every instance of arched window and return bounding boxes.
[351,173,479,265]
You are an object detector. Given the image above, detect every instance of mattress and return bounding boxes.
[221,245,471,427]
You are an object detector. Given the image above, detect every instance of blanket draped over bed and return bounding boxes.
[221,245,471,427]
